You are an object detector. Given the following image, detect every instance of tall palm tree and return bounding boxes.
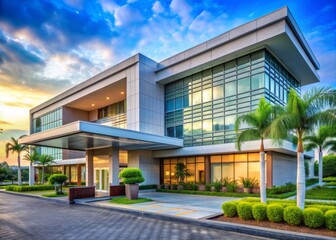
[5,136,27,186]
[235,98,280,203]
[304,126,336,186]
[37,154,55,184]
[271,87,336,209]
[23,147,40,186]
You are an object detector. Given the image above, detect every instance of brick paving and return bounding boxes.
[0,193,269,240]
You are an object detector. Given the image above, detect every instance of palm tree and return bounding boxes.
[5,136,27,186]
[23,147,40,186]
[271,87,336,209]
[37,154,55,184]
[235,98,280,203]
[304,126,336,186]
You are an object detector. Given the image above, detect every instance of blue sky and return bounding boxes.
[0,0,335,164]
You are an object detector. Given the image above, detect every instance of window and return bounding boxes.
[225,82,236,97]
[213,117,224,131]
[166,99,175,112]
[175,97,183,109]
[224,115,235,130]
[175,125,183,138]
[251,73,264,90]
[238,77,250,93]
[192,91,202,105]
[202,88,212,102]
[167,127,174,137]
[213,85,224,100]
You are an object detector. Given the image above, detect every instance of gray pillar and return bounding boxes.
[86,150,94,187]
[109,147,119,186]
[29,163,35,186]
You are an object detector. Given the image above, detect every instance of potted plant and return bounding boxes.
[174,162,190,189]
[48,174,68,195]
[240,177,258,194]
[118,168,145,200]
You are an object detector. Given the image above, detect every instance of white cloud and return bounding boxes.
[170,0,193,25]
[152,1,164,14]
[99,0,120,14]
[114,4,145,26]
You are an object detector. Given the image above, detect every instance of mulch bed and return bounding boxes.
[214,215,336,238]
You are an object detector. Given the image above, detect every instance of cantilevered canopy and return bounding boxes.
[19,121,183,151]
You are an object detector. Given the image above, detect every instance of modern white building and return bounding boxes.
[20,7,319,192]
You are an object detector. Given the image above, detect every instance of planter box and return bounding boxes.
[221,187,228,192]
[243,187,252,194]
[110,185,125,196]
[68,186,95,204]
[125,184,139,200]
[252,188,260,194]
[235,187,244,193]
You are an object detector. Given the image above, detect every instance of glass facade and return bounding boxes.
[210,153,261,182]
[165,49,300,146]
[95,100,127,128]
[162,157,205,184]
[33,108,63,160]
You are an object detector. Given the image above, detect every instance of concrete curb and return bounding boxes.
[76,201,335,240]
[0,190,67,204]
[1,191,334,240]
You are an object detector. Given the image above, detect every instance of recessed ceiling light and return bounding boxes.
[120,91,125,95]
[91,104,95,107]
[106,97,110,100]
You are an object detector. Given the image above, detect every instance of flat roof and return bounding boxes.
[19,121,183,151]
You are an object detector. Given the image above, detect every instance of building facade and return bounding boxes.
[21,7,319,191]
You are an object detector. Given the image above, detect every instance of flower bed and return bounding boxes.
[221,198,336,231]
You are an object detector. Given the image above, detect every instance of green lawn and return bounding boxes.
[42,192,68,198]
[306,187,336,200]
[323,176,336,182]
[110,197,152,204]
[325,182,336,186]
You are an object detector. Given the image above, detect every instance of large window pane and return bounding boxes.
[238,77,250,93]
[213,85,224,100]
[213,117,224,131]
[192,121,202,135]
[224,115,235,130]
[175,125,183,138]
[251,73,264,90]
[166,99,175,112]
[203,119,212,133]
[202,88,212,102]
[175,97,183,109]
[210,156,221,182]
[225,81,236,97]
[192,91,202,105]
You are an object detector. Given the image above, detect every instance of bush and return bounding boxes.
[325,182,336,186]
[252,203,267,221]
[267,183,296,194]
[323,155,336,177]
[139,184,157,190]
[183,182,198,191]
[325,210,336,230]
[48,174,68,185]
[284,206,303,226]
[5,185,54,192]
[305,160,309,177]
[306,178,318,186]
[237,203,253,220]
[267,204,284,223]
[118,168,145,184]
[314,160,318,176]
[205,183,212,191]
[240,177,258,189]
[323,177,336,182]
[222,202,237,217]
[303,208,324,229]
[212,179,222,192]
[227,180,238,193]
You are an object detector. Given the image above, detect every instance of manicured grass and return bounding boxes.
[157,189,259,198]
[42,192,68,198]
[325,182,336,186]
[323,177,336,182]
[110,197,152,204]
[267,191,297,199]
[306,187,336,200]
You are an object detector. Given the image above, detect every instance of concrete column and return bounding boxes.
[77,164,81,186]
[86,150,94,187]
[109,147,119,186]
[29,163,35,186]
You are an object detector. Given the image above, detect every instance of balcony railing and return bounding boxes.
[94,113,127,129]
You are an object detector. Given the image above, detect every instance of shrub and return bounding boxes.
[48,174,68,194]
[222,202,237,217]
[205,183,212,191]
[267,182,296,194]
[118,168,145,184]
[240,177,258,189]
[323,155,336,177]
[323,177,336,182]
[237,203,253,220]
[227,180,238,193]
[267,204,284,223]
[212,179,222,192]
[306,178,318,186]
[222,177,230,187]
[139,184,157,190]
[325,210,336,230]
[325,182,336,186]
[314,160,318,176]
[305,160,309,177]
[5,185,54,192]
[183,182,198,191]
[171,184,177,190]
[252,203,267,221]
[303,208,324,229]
[284,206,303,226]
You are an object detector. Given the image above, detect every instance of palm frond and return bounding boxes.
[236,129,260,151]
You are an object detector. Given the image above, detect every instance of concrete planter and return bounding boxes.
[243,187,252,194]
[125,184,139,200]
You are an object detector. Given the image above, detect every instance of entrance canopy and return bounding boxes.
[19,121,183,151]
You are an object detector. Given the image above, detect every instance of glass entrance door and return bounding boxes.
[94,168,109,192]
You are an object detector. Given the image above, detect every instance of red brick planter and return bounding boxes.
[69,186,95,204]
[110,185,125,196]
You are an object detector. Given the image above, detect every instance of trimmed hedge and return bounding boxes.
[325,210,336,230]
[284,206,303,226]
[323,155,336,177]
[118,168,144,184]
[252,203,267,221]
[139,184,157,190]
[5,185,54,192]
[222,202,237,217]
[303,208,325,229]
[325,182,336,186]
[323,177,336,182]
[267,183,296,194]
[267,204,284,223]
[237,203,253,220]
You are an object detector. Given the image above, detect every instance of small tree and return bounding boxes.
[119,168,145,200]
[174,162,190,184]
[49,174,68,194]
[37,154,55,184]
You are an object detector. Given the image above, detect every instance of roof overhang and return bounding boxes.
[19,121,183,151]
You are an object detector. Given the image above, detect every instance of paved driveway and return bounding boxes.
[0,192,267,240]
